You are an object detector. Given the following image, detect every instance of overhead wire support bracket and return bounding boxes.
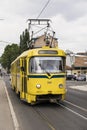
[26,18,57,49]
[27,19,51,26]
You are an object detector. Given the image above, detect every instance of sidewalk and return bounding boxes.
[0,77,14,130]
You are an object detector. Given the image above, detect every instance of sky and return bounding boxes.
[0,0,87,56]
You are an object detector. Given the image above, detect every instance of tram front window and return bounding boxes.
[29,57,65,73]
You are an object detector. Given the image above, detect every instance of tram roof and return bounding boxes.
[11,46,66,64]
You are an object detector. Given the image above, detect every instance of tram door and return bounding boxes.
[21,58,27,98]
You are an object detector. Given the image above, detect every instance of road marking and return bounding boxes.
[64,100,87,112]
[69,85,87,91]
[3,81,20,130]
[57,102,87,120]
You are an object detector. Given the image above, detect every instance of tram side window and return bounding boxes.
[17,60,20,73]
[62,57,66,72]
[59,61,63,71]
[30,58,36,73]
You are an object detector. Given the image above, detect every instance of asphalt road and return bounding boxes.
[4,77,87,130]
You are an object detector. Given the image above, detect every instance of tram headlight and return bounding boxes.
[59,84,63,89]
[36,84,41,89]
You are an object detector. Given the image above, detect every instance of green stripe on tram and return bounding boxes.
[28,75,65,79]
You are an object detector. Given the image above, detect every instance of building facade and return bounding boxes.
[66,52,87,75]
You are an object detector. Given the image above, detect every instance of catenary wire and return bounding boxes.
[36,0,51,19]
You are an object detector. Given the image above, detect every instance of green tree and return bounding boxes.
[1,44,20,73]
[0,57,1,63]
[19,29,30,54]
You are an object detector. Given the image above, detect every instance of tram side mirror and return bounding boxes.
[21,66,24,71]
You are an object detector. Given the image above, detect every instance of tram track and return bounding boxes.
[31,100,87,130]
[32,105,56,130]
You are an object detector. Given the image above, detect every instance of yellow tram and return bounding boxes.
[11,46,66,104]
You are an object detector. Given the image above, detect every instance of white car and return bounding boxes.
[76,74,86,81]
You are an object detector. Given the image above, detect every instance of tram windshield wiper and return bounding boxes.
[45,71,51,76]
[39,63,51,76]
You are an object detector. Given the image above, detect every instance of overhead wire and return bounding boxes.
[31,24,53,32]
[32,0,51,36]
[33,26,47,35]
[36,0,51,19]
[0,40,17,44]
[27,0,52,45]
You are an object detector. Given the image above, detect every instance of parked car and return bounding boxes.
[66,75,75,80]
[76,74,86,81]
[66,74,77,80]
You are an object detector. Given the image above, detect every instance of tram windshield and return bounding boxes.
[29,57,65,74]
